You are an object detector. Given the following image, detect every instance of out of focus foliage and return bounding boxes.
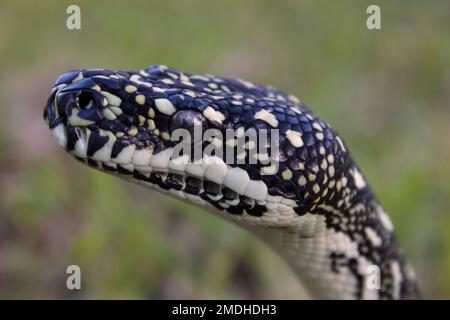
[0,0,449,298]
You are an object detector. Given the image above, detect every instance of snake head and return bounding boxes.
[44,65,349,218]
[44,69,156,166]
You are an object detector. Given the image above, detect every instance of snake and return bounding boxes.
[43,65,420,299]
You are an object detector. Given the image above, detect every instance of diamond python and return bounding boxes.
[43,65,420,299]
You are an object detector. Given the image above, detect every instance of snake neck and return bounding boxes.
[241,162,420,300]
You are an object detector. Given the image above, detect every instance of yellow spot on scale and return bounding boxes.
[261,165,277,175]
[161,78,174,85]
[155,98,176,115]
[138,115,146,126]
[319,146,325,155]
[327,154,334,164]
[245,141,256,150]
[254,109,278,127]
[312,184,320,194]
[282,169,292,180]
[237,152,246,160]
[185,91,196,98]
[291,107,302,115]
[328,166,335,177]
[91,85,101,92]
[210,137,222,148]
[72,72,83,82]
[152,87,165,93]
[179,73,189,82]
[285,130,303,147]
[203,107,225,124]
[161,131,171,140]
[148,108,155,118]
[135,94,146,105]
[125,85,137,93]
[116,132,124,138]
[312,122,323,131]
[128,127,138,136]
[298,175,307,186]
[313,183,320,193]
[182,81,195,87]
[226,139,237,147]
[147,119,155,130]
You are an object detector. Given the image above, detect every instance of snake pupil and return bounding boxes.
[77,91,94,109]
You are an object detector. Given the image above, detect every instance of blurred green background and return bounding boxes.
[0,0,449,299]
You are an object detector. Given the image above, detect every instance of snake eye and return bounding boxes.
[77,91,95,109]
[170,110,208,143]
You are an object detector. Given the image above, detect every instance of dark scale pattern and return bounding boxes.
[44,65,420,299]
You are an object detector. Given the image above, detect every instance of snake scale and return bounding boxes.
[44,65,420,299]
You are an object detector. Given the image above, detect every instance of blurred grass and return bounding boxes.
[0,0,449,298]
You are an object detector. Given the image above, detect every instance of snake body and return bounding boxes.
[44,65,420,299]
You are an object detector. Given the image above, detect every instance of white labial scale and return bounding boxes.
[51,123,67,148]
[169,154,189,173]
[243,180,268,201]
[92,131,116,162]
[223,167,250,194]
[149,147,173,170]
[132,148,153,166]
[185,162,208,178]
[204,157,228,185]
[112,144,136,164]
[72,129,91,158]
